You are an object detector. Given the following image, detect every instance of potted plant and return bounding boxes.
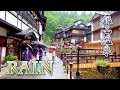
[5,55,17,61]
[96,60,110,74]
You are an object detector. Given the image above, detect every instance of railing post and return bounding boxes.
[111,55,113,62]
[67,60,68,74]
[70,63,73,79]
[76,47,80,79]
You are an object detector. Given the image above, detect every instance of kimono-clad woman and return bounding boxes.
[34,45,43,61]
[22,46,33,62]
[34,45,43,72]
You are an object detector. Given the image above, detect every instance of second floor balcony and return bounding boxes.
[67,33,85,38]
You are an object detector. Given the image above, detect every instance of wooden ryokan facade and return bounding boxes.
[53,20,90,49]
[85,11,120,54]
[0,11,47,64]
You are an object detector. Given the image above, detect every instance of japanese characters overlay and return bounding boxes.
[100,15,113,57]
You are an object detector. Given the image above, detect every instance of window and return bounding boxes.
[22,22,29,30]
[72,30,79,34]
[0,11,5,20]
[79,30,84,34]
[6,12,17,27]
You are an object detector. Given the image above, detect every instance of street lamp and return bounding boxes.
[76,47,80,79]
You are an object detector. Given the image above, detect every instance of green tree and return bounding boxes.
[44,11,94,46]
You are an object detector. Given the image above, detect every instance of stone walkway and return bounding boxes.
[0,52,66,79]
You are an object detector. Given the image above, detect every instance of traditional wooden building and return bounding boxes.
[53,26,64,49]
[54,20,89,49]
[0,11,47,65]
[85,11,120,54]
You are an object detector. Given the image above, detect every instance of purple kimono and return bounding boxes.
[23,50,33,61]
[34,49,43,61]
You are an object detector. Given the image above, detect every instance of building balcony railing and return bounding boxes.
[16,11,38,30]
[67,33,85,37]
[54,33,85,40]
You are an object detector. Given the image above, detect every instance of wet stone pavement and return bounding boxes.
[1,52,66,79]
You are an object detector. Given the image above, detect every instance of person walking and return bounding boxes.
[22,46,33,62]
[34,45,43,73]
[34,45,43,61]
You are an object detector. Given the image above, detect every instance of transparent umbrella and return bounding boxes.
[32,41,48,50]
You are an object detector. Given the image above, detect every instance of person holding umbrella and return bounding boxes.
[34,45,43,61]
[22,46,33,62]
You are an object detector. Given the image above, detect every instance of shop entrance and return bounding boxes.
[7,38,21,60]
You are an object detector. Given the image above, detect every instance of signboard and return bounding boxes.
[100,15,113,57]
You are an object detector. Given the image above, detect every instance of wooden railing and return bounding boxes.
[61,54,120,64]
[60,48,103,65]
[67,33,85,38]
[60,48,120,79]
[61,48,120,64]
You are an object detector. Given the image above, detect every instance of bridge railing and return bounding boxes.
[64,54,120,63]
[60,48,120,79]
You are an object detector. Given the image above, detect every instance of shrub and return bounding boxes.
[5,55,17,61]
[96,60,109,67]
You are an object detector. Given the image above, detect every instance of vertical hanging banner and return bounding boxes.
[100,15,113,57]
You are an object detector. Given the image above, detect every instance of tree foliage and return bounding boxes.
[44,11,94,46]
